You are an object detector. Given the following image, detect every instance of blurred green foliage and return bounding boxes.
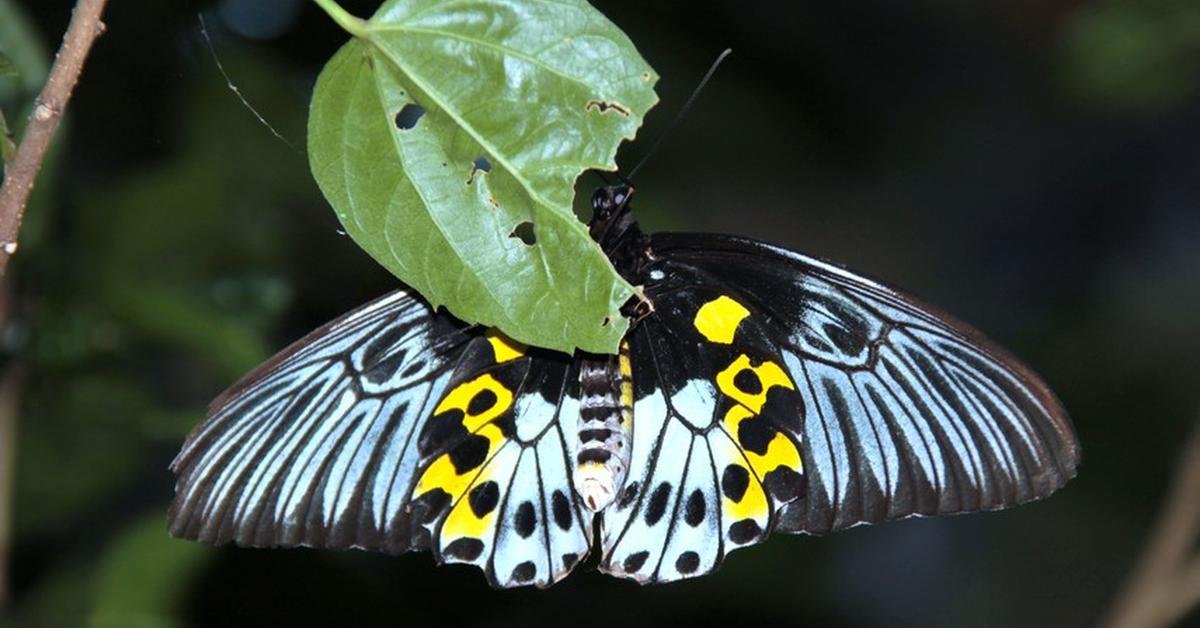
[1061,0,1200,110]
[6,26,312,623]
[88,512,207,628]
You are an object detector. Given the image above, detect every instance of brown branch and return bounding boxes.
[0,0,110,276]
[1101,422,1200,628]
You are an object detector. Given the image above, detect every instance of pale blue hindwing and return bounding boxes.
[168,288,593,588]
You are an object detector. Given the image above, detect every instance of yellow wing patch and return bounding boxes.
[693,295,750,344]
[442,483,496,539]
[722,461,769,521]
[723,404,803,477]
[716,354,795,412]
[434,373,513,432]
[413,423,506,499]
[485,329,525,363]
[414,372,516,501]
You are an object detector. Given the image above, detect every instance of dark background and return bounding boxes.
[2,0,1199,626]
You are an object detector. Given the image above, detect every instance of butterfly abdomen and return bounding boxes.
[573,341,634,511]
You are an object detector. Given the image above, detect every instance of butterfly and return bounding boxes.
[168,183,1080,588]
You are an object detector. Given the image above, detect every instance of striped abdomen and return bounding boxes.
[573,342,633,511]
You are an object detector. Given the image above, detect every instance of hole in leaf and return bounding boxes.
[510,221,536,245]
[394,104,425,130]
[467,156,493,184]
[586,100,631,116]
[601,315,612,327]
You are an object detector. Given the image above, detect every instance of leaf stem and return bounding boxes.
[311,0,369,38]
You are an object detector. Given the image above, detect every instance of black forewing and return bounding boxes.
[168,288,593,587]
[641,233,1080,535]
[169,289,472,552]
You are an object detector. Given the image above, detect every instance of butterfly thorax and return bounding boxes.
[588,184,649,283]
[573,342,634,511]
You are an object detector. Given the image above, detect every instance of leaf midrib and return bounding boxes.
[370,25,595,92]
[359,32,633,309]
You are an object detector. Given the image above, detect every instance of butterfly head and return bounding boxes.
[590,184,634,222]
[588,183,637,246]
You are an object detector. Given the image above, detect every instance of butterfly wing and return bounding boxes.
[168,288,592,588]
[598,233,1079,583]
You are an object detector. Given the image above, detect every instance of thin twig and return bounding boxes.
[1101,422,1200,628]
[0,0,110,276]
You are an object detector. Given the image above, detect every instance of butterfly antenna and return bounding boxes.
[627,48,733,182]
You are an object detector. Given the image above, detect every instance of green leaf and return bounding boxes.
[309,0,659,354]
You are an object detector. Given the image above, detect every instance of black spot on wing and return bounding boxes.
[737,416,776,455]
[514,501,536,538]
[467,388,497,416]
[764,466,805,503]
[644,482,672,525]
[552,490,572,531]
[675,551,700,574]
[447,434,489,474]
[511,561,537,583]
[722,465,749,502]
[468,481,499,517]
[729,519,762,544]
[444,538,484,561]
[622,550,649,573]
[684,489,706,526]
[733,368,762,395]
